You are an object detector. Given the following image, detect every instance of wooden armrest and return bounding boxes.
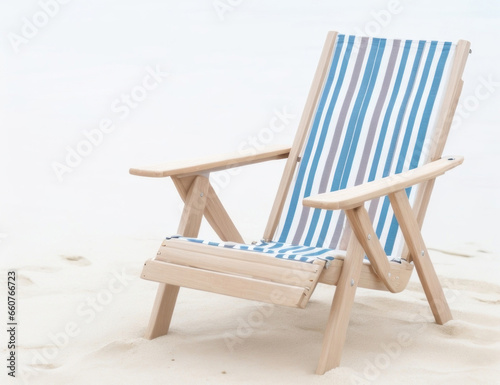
[130,145,291,178]
[303,156,463,210]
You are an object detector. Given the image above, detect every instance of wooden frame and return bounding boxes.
[131,32,471,374]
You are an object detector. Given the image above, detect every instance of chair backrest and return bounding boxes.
[264,32,470,259]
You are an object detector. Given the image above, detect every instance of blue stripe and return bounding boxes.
[278,35,348,242]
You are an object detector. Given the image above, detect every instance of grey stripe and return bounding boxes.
[291,206,312,245]
[355,40,401,186]
[328,211,346,249]
[338,220,352,251]
[368,197,381,222]
[291,37,369,246]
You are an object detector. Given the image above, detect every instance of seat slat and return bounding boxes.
[165,238,323,273]
[158,247,322,288]
[142,260,307,308]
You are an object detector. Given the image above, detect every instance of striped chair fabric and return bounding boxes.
[170,34,457,264]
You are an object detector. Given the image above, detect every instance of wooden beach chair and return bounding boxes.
[130,32,470,374]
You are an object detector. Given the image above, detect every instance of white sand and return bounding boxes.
[2,1,500,384]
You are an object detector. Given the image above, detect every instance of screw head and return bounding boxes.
[350,279,355,287]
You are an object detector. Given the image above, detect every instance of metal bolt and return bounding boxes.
[367,234,371,240]
[200,192,204,197]
[421,250,425,256]
[350,279,355,287]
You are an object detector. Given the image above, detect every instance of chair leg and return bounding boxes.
[144,283,180,339]
[389,190,452,325]
[316,236,365,374]
[144,175,210,339]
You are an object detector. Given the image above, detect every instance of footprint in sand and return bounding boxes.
[60,255,91,266]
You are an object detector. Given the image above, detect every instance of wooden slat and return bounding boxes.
[358,261,413,293]
[163,235,413,294]
[297,259,327,308]
[389,190,452,324]
[130,145,290,178]
[142,260,306,308]
[303,156,463,211]
[157,246,322,288]
[165,238,321,273]
[263,31,338,240]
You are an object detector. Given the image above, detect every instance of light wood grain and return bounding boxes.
[144,283,180,340]
[172,176,244,243]
[204,184,244,243]
[174,175,210,237]
[130,145,290,178]
[319,259,414,292]
[345,206,402,293]
[316,235,365,374]
[428,40,471,161]
[389,190,452,324]
[144,175,208,339]
[142,260,308,308]
[157,243,322,288]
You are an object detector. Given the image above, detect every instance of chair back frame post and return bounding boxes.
[401,40,470,262]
